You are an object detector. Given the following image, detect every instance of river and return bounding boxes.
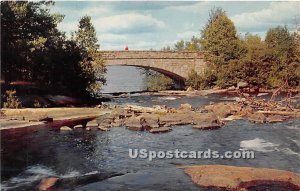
[1,66,300,190]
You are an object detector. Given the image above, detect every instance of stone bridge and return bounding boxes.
[100,51,207,85]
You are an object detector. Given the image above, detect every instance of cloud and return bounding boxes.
[57,21,78,33]
[100,34,127,44]
[93,13,165,34]
[232,2,300,32]
[166,2,211,13]
[177,31,198,40]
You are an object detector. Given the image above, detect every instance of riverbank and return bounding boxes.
[0,108,110,131]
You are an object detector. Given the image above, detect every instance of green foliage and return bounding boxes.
[74,16,106,96]
[1,2,106,98]
[144,70,173,91]
[201,14,246,65]
[174,40,185,51]
[3,90,22,108]
[264,26,300,88]
[186,68,217,90]
[196,7,299,89]
[169,36,201,51]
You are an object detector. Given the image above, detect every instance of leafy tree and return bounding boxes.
[74,16,106,96]
[265,26,300,88]
[201,14,245,65]
[185,36,201,51]
[174,40,185,51]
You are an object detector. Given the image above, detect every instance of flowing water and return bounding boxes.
[1,66,300,190]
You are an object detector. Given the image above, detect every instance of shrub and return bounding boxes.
[147,74,173,91]
[3,90,22,108]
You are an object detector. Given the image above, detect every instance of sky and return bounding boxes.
[51,1,300,50]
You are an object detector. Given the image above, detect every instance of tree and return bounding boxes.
[201,14,245,66]
[174,40,185,51]
[185,36,201,51]
[74,16,106,96]
[1,1,62,83]
[265,26,300,88]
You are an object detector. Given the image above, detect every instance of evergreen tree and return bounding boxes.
[74,16,106,96]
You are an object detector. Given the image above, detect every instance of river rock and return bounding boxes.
[87,120,99,127]
[192,113,219,124]
[205,102,239,118]
[139,113,160,129]
[193,122,221,130]
[160,112,193,126]
[265,115,286,123]
[38,177,59,191]
[149,127,172,133]
[247,112,266,123]
[125,116,144,131]
[98,125,110,131]
[181,165,300,190]
[60,126,72,131]
[179,103,193,111]
[111,118,124,127]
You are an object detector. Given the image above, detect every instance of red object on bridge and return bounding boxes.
[124,46,129,51]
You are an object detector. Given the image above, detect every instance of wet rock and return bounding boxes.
[181,165,300,190]
[192,113,219,125]
[38,177,59,191]
[266,115,286,123]
[179,103,193,111]
[87,120,99,127]
[111,118,124,127]
[160,113,192,126]
[139,113,160,129]
[192,122,221,130]
[248,113,266,123]
[60,126,72,131]
[125,116,144,131]
[149,127,172,133]
[98,125,110,131]
[205,103,239,118]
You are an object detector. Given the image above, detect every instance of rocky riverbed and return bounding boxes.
[1,93,299,191]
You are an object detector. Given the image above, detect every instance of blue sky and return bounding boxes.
[51,1,300,50]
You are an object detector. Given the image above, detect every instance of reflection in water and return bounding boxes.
[100,66,147,93]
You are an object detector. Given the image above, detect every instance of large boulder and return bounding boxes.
[181,165,300,190]
[192,113,219,125]
[139,113,160,129]
[124,116,144,131]
[159,112,193,126]
[205,102,240,118]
